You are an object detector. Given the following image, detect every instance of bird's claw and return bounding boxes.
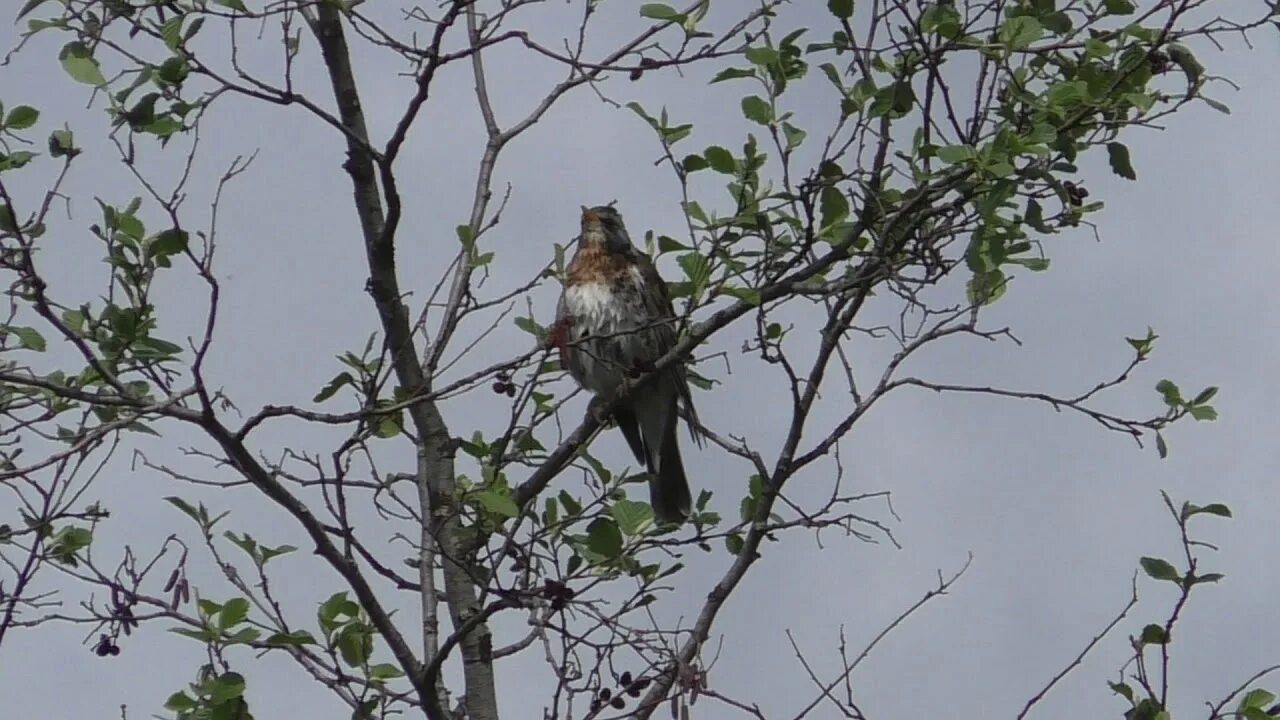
[587,395,615,428]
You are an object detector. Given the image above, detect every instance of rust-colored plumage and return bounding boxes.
[555,205,702,523]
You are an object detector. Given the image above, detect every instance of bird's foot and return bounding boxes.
[587,395,615,428]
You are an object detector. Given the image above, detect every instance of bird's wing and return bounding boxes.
[631,248,705,447]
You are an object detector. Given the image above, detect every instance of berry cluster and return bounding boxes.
[589,672,652,713]
[491,370,517,397]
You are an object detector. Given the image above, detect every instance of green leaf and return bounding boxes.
[741,96,773,125]
[781,122,807,150]
[1239,689,1277,712]
[1139,623,1168,644]
[476,489,519,518]
[48,129,77,158]
[1106,142,1136,180]
[1155,379,1182,406]
[1188,502,1232,518]
[827,0,853,18]
[1156,431,1168,459]
[1191,386,1219,405]
[164,692,197,712]
[164,496,203,525]
[368,663,404,682]
[455,224,474,251]
[1108,682,1134,702]
[1103,0,1136,15]
[337,624,373,667]
[59,42,106,86]
[937,144,975,164]
[725,532,744,555]
[18,0,52,19]
[558,490,582,516]
[218,598,250,629]
[678,252,711,300]
[6,326,46,352]
[209,672,246,703]
[710,67,755,84]
[611,499,654,536]
[214,0,248,11]
[1201,96,1231,115]
[148,228,189,260]
[1188,405,1217,421]
[999,16,1043,50]
[1166,44,1203,87]
[820,186,849,229]
[313,371,353,402]
[967,269,1008,306]
[681,154,708,172]
[1139,556,1180,582]
[265,630,316,647]
[704,145,735,173]
[744,46,779,67]
[639,3,681,20]
[586,517,623,559]
[5,105,39,130]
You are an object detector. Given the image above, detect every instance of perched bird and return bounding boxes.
[554,205,703,524]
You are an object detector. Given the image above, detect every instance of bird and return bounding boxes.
[553,204,703,524]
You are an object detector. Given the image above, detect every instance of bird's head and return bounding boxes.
[580,204,632,252]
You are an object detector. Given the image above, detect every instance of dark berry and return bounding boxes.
[610,697,625,709]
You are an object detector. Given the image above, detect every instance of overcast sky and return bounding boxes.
[2,2,1278,719]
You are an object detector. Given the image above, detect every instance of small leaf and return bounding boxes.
[209,672,245,703]
[48,129,77,158]
[1191,386,1219,405]
[18,0,52,19]
[218,598,250,629]
[476,489,519,519]
[1155,379,1182,406]
[1106,142,1136,180]
[1155,431,1168,459]
[725,532,745,555]
[164,693,197,712]
[368,663,404,681]
[820,186,849,229]
[1188,405,1217,421]
[1190,502,1232,518]
[703,145,735,173]
[586,517,623,559]
[741,96,773,125]
[999,16,1043,50]
[5,105,39,130]
[59,42,106,86]
[313,372,354,402]
[6,326,46,352]
[1139,556,1180,582]
[265,630,317,647]
[214,0,248,11]
[681,154,708,172]
[1139,623,1168,645]
[1109,682,1135,702]
[1201,96,1231,115]
[639,3,681,20]
[611,499,654,536]
[781,122,807,150]
[937,144,975,164]
[827,0,853,19]
[710,67,754,83]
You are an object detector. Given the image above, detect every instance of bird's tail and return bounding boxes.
[640,390,692,524]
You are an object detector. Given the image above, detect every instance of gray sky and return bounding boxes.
[2,2,1277,719]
